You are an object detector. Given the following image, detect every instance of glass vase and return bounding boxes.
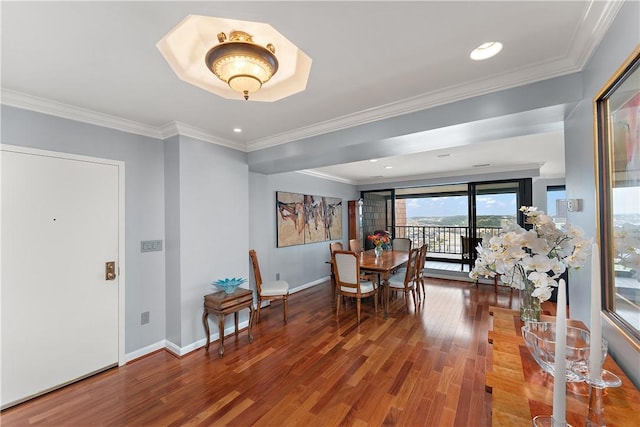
[519,279,541,322]
[374,245,383,258]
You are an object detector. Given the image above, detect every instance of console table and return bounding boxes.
[202,288,254,357]
[485,306,640,426]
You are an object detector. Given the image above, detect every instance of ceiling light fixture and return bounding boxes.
[157,15,311,102]
[205,31,279,100]
[470,42,503,61]
[233,128,242,133]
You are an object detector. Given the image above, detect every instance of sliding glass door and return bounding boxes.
[466,179,532,270]
[361,178,531,272]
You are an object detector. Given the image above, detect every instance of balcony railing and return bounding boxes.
[392,225,502,258]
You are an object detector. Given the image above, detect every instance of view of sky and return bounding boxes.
[613,187,640,214]
[405,191,568,218]
[405,187,639,218]
[406,193,518,217]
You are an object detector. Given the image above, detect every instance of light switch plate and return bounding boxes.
[141,240,163,252]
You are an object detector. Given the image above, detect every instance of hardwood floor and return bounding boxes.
[1,278,522,426]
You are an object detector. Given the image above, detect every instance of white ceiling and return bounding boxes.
[0,1,622,185]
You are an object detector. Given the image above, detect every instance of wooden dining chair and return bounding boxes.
[329,242,343,304]
[387,247,420,312]
[249,250,290,324]
[392,238,412,251]
[332,250,377,324]
[460,236,482,272]
[349,238,363,253]
[348,238,376,283]
[415,244,428,300]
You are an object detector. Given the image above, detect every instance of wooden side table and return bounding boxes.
[202,288,254,357]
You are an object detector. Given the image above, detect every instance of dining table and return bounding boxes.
[358,249,409,317]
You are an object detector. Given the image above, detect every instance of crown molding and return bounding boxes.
[159,121,245,151]
[0,89,163,139]
[1,90,247,151]
[569,0,624,69]
[297,169,356,185]
[246,3,622,152]
[245,61,580,152]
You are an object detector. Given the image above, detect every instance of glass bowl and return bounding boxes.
[522,321,608,382]
[212,277,247,294]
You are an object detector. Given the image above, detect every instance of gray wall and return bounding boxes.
[176,135,249,348]
[1,106,167,354]
[249,171,358,293]
[564,0,639,387]
[164,136,181,346]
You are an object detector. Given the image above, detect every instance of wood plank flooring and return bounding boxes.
[1,278,522,426]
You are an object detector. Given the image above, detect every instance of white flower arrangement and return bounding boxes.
[470,206,591,302]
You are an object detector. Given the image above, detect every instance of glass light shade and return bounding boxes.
[204,31,279,100]
[213,55,275,89]
[228,75,262,94]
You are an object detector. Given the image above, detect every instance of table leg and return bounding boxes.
[234,312,239,336]
[217,313,225,358]
[202,310,210,352]
[383,274,390,318]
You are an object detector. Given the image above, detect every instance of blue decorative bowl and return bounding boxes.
[212,277,247,294]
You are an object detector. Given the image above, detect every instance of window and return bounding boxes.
[547,185,566,226]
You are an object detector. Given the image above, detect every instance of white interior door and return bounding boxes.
[1,147,122,408]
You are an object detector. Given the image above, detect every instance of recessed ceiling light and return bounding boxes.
[369,159,378,162]
[470,42,503,61]
[385,166,393,169]
[233,128,242,133]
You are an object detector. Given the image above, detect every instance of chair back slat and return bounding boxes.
[392,238,412,251]
[349,239,363,253]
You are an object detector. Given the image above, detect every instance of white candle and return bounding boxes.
[553,278,567,425]
[589,243,603,381]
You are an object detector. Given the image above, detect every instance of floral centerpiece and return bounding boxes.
[470,206,591,321]
[368,232,390,257]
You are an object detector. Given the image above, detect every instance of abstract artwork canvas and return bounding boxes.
[276,192,342,247]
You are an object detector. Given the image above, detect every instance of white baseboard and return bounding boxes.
[125,280,329,362]
[291,276,328,293]
[125,320,252,361]
[124,340,166,363]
